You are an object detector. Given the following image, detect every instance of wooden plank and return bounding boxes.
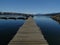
[8,16,48,45]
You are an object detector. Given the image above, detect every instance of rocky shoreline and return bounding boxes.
[52,15,60,23]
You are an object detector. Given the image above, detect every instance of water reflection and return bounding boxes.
[0,16,60,45]
[0,19,25,45]
[34,16,60,45]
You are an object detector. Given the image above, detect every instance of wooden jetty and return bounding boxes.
[8,16,48,45]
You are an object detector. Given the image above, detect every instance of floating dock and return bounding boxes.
[8,16,48,45]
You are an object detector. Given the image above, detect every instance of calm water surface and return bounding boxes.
[0,19,25,45]
[34,16,60,45]
[0,16,60,45]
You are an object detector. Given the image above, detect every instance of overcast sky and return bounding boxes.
[0,0,60,14]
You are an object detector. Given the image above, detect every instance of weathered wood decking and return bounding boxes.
[8,16,48,45]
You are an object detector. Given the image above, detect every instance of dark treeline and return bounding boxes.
[33,13,60,16]
[0,12,33,16]
[0,12,60,16]
[44,13,60,16]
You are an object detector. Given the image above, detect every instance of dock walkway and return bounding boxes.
[8,16,48,45]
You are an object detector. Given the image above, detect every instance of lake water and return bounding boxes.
[34,16,60,45]
[0,16,60,45]
[0,19,25,45]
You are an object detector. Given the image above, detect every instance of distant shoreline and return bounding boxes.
[52,15,60,23]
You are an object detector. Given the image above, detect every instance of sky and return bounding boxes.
[0,0,60,14]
